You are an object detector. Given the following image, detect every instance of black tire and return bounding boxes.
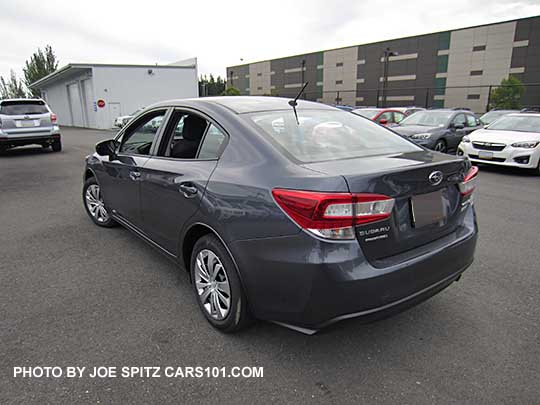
[82,177,117,227]
[42,144,50,149]
[52,140,62,152]
[190,234,252,332]
[434,139,447,153]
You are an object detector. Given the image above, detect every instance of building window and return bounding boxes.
[436,55,449,73]
[473,45,486,52]
[467,94,480,100]
[257,72,262,77]
[257,86,263,91]
[335,80,343,85]
[470,70,483,76]
[336,62,343,67]
[434,77,446,95]
[438,31,451,50]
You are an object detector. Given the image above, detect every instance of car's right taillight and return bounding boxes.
[51,113,57,124]
[272,189,394,240]
[459,166,479,205]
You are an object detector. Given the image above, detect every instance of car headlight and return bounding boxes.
[511,141,539,149]
[410,133,431,140]
[462,136,471,143]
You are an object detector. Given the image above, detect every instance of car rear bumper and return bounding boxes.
[230,206,477,330]
[0,132,60,147]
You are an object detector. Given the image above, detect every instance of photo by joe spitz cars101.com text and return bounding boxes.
[82,96,478,334]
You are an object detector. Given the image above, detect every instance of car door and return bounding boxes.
[99,109,168,228]
[139,109,228,254]
[448,113,467,149]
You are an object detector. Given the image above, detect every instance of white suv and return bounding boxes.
[458,113,540,174]
[0,98,61,152]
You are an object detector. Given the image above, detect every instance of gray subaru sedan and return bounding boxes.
[82,96,478,334]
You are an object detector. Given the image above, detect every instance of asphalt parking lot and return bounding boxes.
[1,127,539,403]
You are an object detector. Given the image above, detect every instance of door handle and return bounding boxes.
[179,182,198,198]
[129,171,141,181]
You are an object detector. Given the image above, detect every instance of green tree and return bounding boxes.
[221,86,241,96]
[489,76,524,110]
[23,45,59,97]
[199,74,226,96]
[0,70,28,98]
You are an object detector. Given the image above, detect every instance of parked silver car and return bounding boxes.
[0,99,61,152]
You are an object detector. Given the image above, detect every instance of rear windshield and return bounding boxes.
[486,115,540,133]
[0,101,49,115]
[248,109,421,163]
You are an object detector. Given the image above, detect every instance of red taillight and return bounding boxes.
[272,189,394,240]
[51,113,57,124]
[459,166,479,197]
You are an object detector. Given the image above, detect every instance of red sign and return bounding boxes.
[97,99,106,108]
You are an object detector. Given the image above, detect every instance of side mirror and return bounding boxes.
[95,139,118,158]
[379,118,388,125]
[451,123,464,130]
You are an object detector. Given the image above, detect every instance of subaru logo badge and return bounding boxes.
[428,171,443,186]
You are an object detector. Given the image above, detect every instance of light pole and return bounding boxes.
[381,47,398,107]
[301,59,306,98]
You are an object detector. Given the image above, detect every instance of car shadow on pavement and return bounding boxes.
[474,163,538,177]
[0,146,53,157]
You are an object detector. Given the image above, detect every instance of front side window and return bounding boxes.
[249,109,421,163]
[394,112,406,123]
[377,112,393,123]
[119,111,166,155]
[466,114,478,127]
[452,114,467,127]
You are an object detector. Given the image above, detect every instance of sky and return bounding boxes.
[1,0,539,83]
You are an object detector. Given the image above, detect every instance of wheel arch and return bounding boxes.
[180,222,247,295]
[84,167,97,181]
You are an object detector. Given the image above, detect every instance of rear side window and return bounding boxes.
[248,109,421,163]
[198,124,227,159]
[0,100,49,115]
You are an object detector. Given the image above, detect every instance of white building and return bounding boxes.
[30,60,199,129]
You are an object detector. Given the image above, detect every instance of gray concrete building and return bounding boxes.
[226,16,540,112]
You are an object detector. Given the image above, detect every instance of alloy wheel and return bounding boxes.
[85,184,110,223]
[434,141,447,153]
[194,249,231,320]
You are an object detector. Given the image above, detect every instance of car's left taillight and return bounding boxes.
[272,189,394,240]
[51,113,57,124]
[459,166,479,197]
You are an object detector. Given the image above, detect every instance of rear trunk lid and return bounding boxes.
[302,151,469,263]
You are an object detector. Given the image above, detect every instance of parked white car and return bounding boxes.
[114,108,144,128]
[457,113,540,174]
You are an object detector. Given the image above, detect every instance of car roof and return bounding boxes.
[507,112,540,117]
[149,96,336,114]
